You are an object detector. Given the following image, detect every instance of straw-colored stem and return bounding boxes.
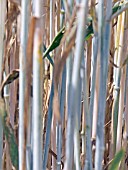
[116,11,125,154]
[111,12,124,157]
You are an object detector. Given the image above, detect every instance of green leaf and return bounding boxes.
[85,21,93,40]
[43,45,54,66]
[112,2,121,15]
[109,149,125,170]
[0,99,19,169]
[43,26,65,58]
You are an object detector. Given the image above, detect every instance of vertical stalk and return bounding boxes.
[81,61,86,170]
[0,0,6,169]
[3,73,10,170]
[92,56,100,140]
[56,5,65,170]
[116,65,126,153]
[89,35,98,128]
[116,11,125,153]
[32,0,43,169]
[123,13,128,170]
[0,0,6,84]
[84,51,92,170]
[64,0,89,169]
[50,0,54,43]
[25,16,35,170]
[57,65,66,170]
[43,81,54,170]
[74,73,82,170]
[95,0,112,169]
[19,0,29,169]
[50,1,56,169]
[111,10,124,156]
[32,22,43,169]
[50,0,54,79]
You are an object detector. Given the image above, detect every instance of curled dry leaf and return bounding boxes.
[0,69,19,96]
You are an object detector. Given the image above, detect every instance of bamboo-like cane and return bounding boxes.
[19,0,29,169]
[116,11,125,154]
[64,0,89,169]
[111,9,123,158]
[0,0,6,169]
[95,0,112,169]
[32,0,43,169]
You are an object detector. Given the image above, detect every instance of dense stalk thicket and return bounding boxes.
[0,0,128,169]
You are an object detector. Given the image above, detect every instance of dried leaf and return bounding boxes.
[0,69,19,96]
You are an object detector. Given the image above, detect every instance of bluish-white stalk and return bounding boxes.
[32,26,43,170]
[57,65,66,170]
[81,56,86,169]
[32,0,43,169]
[64,0,89,169]
[84,54,92,170]
[74,75,82,170]
[95,0,112,169]
[50,0,54,80]
[89,35,98,128]
[19,0,29,169]
[74,53,83,170]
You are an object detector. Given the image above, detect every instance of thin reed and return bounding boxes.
[0,0,128,170]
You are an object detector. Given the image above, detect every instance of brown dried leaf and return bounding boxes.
[0,69,19,96]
